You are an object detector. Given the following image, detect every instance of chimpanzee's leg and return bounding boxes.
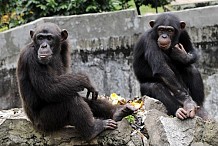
[37,95,117,140]
[140,82,182,116]
[84,98,115,119]
[181,65,210,120]
[68,96,117,140]
[85,98,136,122]
[35,102,71,131]
[181,65,205,106]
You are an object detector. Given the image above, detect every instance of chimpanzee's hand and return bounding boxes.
[176,99,199,120]
[75,73,98,100]
[171,43,195,64]
[171,43,189,62]
[86,87,98,100]
[176,108,188,120]
[173,43,187,54]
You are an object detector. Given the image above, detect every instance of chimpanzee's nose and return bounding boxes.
[162,34,168,38]
[41,42,47,48]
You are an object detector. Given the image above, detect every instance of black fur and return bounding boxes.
[16,23,133,140]
[133,13,204,116]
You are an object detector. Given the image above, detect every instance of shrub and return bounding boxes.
[0,0,131,31]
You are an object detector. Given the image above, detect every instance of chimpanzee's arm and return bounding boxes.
[145,42,192,104]
[31,70,97,102]
[170,30,198,65]
[17,48,43,110]
[24,58,97,102]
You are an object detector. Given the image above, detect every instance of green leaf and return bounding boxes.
[125,115,135,124]
[37,4,46,10]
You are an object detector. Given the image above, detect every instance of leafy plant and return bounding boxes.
[134,0,170,14]
[0,0,132,32]
[0,0,24,30]
[125,115,135,124]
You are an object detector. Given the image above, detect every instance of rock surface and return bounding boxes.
[0,108,146,146]
[0,97,217,146]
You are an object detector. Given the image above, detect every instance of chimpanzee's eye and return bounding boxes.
[47,36,53,41]
[37,35,43,40]
[158,28,164,32]
[167,29,174,33]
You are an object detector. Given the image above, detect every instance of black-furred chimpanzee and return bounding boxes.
[133,13,208,120]
[16,22,136,140]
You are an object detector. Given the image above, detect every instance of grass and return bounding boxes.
[0,26,8,32]
[128,0,164,15]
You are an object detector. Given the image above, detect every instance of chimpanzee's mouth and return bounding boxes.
[38,55,52,65]
[38,54,52,59]
[159,44,168,48]
[158,42,171,50]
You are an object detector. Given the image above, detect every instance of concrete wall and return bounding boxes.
[0,6,218,119]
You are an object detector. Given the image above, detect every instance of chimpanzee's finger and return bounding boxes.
[86,90,90,99]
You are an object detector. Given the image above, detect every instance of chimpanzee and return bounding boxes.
[16,22,136,140]
[133,13,208,120]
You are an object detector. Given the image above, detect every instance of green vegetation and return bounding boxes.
[125,115,135,124]
[128,0,164,14]
[0,0,24,31]
[0,0,168,32]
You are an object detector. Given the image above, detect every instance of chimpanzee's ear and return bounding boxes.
[149,20,155,28]
[30,29,34,39]
[180,21,186,29]
[61,29,68,41]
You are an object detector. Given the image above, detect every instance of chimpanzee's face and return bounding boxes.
[34,32,54,64]
[149,14,186,51]
[30,23,68,65]
[157,25,175,50]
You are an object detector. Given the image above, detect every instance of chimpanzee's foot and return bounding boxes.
[176,106,212,121]
[196,107,211,121]
[85,119,117,141]
[112,104,138,121]
[177,99,199,120]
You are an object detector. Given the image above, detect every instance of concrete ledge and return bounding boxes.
[0,7,218,117]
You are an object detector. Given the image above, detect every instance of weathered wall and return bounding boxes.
[170,0,218,11]
[0,6,218,119]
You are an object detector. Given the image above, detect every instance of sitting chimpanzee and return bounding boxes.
[133,13,208,120]
[16,22,136,140]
